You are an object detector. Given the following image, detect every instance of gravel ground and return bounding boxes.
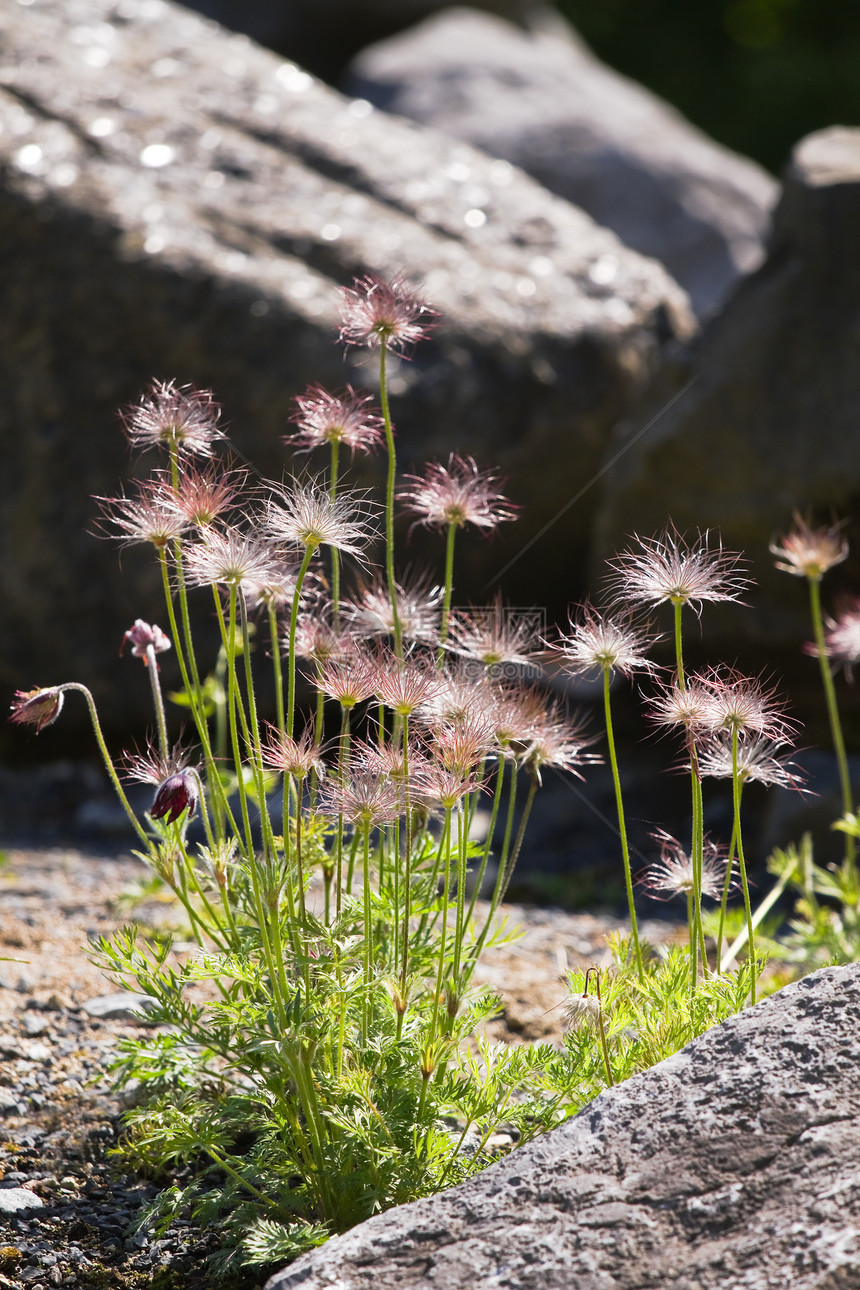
[0,845,674,1288]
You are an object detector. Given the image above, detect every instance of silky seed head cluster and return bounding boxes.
[771,513,849,581]
[608,525,750,614]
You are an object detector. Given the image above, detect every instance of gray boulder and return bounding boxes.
[592,127,860,644]
[266,962,860,1290]
[176,0,540,82]
[346,7,779,320]
[0,0,692,743]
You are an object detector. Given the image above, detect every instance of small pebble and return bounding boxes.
[82,993,157,1022]
[0,1188,44,1214]
[22,1015,50,1037]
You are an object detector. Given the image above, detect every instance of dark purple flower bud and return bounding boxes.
[9,687,65,733]
[151,770,198,823]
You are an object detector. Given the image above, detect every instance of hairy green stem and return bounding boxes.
[287,545,316,740]
[59,684,150,847]
[378,345,402,658]
[603,668,644,980]
[731,727,757,1005]
[809,575,855,873]
[330,437,341,625]
[438,520,457,664]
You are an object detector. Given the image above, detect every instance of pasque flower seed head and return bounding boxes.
[399,455,517,534]
[771,512,849,581]
[338,274,438,354]
[645,829,729,901]
[266,478,374,558]
[608,524,750,615]
[121,380,224,457]
[551,603,657,679]
[287,385,384,456]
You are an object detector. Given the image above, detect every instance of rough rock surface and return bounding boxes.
[178,0,540,82]
[0,0,692,741]
[266,962,860,1290]
[346,7,778,320]
[592,127,860,642]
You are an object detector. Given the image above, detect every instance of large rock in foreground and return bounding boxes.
[346,6,778,319]
[592,127,860,643]
[267,962,860,1289]
[0,0,692,741]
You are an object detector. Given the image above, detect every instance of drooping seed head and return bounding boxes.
[564,991,601,1032]
[9,686,65,733]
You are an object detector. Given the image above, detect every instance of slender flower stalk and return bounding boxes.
[267,479,373,739]
[698,728,807,969]
[772,514,853,867]
[338,276,437,658]
[611,527,749,987]
[10,684,149,847]
[566,967,614,1087]
[399,457,517,652]
[550,605,656,979]
[695,667,795,1002]
[120,620,172,759]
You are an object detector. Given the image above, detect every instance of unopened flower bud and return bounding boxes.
[120,619,172,665]
[9,687,65,733]
[151,769,198,823]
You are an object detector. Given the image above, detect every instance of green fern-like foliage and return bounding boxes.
[98,914,762,1279]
